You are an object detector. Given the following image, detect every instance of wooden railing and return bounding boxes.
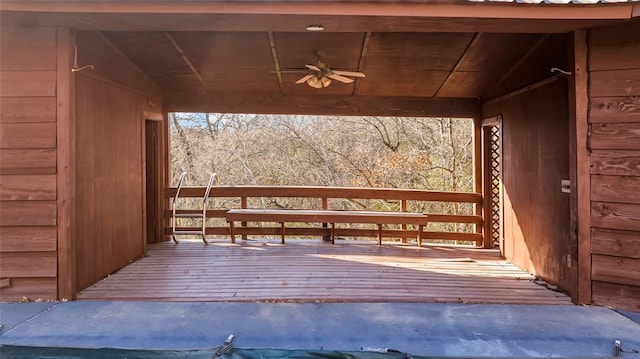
[166,186,484,246]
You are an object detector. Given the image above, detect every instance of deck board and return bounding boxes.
[77,239,571,304]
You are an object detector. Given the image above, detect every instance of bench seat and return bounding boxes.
[225,209,428,246]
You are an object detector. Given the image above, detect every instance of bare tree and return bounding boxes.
[169,113,475,231]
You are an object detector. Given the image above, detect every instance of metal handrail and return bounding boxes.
[203,172,217,205]
[201,172,217,240]
[171,171,188,243]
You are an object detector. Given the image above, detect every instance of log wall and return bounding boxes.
[0,26,59,300]
[0,27,164,300]
[588,21,640,311]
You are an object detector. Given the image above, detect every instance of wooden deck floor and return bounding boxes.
[78,239,572,304]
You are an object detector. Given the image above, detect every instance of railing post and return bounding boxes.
[473,115,485,248]
[401,199,408,243]
[241,196,247,241]
[322,197,330,241]
[482,124,494,249]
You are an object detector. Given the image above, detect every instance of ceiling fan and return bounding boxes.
[295,51,365,88]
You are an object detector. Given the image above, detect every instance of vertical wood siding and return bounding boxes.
[74,31,163,291]
[588,21,640,311]
[482,35,576,299]
[0,26,58,301]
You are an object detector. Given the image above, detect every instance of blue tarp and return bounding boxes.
[1,302,639,357]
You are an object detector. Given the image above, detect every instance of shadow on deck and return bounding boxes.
[78,239,571,304]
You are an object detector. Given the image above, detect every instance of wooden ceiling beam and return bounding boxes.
[483,73,566,106]
[164,32,208,91]
[434,32,483,98]
[164,93,479,118]
[268,31,284,94]
[352,32,371,97]
[0,2,634,21]
[0,12,626,33]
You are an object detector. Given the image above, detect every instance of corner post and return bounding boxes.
[571,30,592,305]
[473,110,487,248]
[56,27,77,300]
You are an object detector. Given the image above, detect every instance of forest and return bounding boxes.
[170,113,475,236]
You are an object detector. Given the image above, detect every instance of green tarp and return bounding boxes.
[0,346,423,359]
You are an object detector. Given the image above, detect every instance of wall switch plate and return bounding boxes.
[561,180,570,193]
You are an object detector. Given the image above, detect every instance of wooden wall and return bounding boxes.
[588,21,640,311]
[0,26,58,300]
[74,31,163,291]
[1,27,164,299]
[482,35,577,299]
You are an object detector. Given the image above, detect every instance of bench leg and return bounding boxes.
[378,224,383,245]
[241,220,248,241]
[417,224,424,247]
[322,222,330,241]
[280,222,285,244]
[229,221,235,244]
[331,223,335,244]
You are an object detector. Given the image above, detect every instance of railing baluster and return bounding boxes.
[241,196,247,241]
[401,199,408,244]
[322,197,329,241]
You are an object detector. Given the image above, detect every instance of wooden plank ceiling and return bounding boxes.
[104,30,546,111]
[4,1,634,115]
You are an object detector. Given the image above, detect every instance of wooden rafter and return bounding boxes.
[268,31,284,94]
[352,32,371,97]
[483,73,565,105]
[483,34,551,100]
[164,32,208,91]
[434,32,483,97]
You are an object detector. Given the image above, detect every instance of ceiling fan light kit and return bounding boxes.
[306,75,332,88]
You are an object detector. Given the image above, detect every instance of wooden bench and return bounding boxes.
[225,209,428,246]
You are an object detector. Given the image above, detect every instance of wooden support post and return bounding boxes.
[481,123,494,249]
[322,197,330,241]
[417,225,424,247]
[57,27,77,301]
[377,224,383,245]
[241,196,247,241]
[473,113,487,248]
[572,30,592,305]
[401,199,408,243]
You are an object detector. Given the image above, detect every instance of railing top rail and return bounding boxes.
[167,185,482,204]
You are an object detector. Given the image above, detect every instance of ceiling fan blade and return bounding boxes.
[333,70,366,78]
[272,69,309,74]
[295,74,314,84]
[327,73,354,84]
[305,64,321,72]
